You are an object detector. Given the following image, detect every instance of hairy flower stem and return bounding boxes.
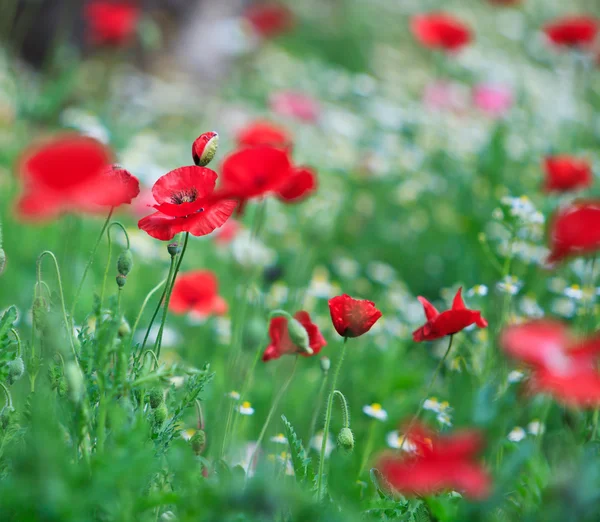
[307,375,328,452]
[140,262,174,355]
[333,390,350,428]
[99,222,130,311]
[246,356,299,476]
[317,337,349,501]
[400,335,454,452]
[154,232,189,363]
[0,382,13,414]
[71,207,114,323]
[358,421,377,477]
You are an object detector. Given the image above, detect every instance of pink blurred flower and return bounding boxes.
[422,81,467,112]
[472,84,513,118]
[269,91,320,123]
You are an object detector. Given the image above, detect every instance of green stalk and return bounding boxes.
[316,337,349,500]
[99,221,130,311]
[307,374,328,452]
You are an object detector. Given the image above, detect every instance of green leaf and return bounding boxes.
[0,306,17,342]
[281,414,314,485]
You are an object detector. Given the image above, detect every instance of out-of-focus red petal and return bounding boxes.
[277,167,317,202]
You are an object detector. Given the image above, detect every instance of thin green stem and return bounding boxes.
[307,375,328,452]
[100,221,130,310]
[400,335,454,451]
[9,329,21,357]
[332,390,350,428]
[131,278,167,344]
[154,232,189,362]
[37,251,79,367]
[0,382,13,414]
[317,337,349,501]
[246,357,299,475]
[71,207,114,322]
[358,421,377,477]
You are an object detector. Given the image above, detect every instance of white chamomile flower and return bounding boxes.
[423,397,442,413]
[386,430,416,452]
[496,275,523,295]
[227,390,241,400]
[437,411,452,427]
[310,431,335,458]
[520,295,544,318]
[564,284,584,300]
[551,297,577,318]
[238,401,255,415]
[508,370,525,383]
[507,426,526,442]
[362,403,388,421]
[527,420,545,436]
[270,433,288,444]
[467,284,488,297]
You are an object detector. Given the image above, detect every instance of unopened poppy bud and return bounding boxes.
[32,296,49,331]
[116,274,127,287]
[269,310,312,354]
[0,248,5,275]
[153,404,168,426]
[337,427,354,452]
[118,319,131,338]
[147,387,164,409]
[320,356,330,374]
[190,429,206,454]
[117,249,133,276]
[192,131,219,167]
[65,362,84,403]
[167,243,181,257]
[7,357,24,384]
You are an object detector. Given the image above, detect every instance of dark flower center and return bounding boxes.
[171,188,198,205]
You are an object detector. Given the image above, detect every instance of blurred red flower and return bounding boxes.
[85,0,140,47]
[546,200,600,263]
[169,270,228,317]
[413,288,487,342]
[328,294,382,338]
[543,156,592,193]
[213,219,241,245]
[262,311,327,362]
[411,13,472,52]
[270,91,320,123]
[244,2,294,39]
[277,166,317,202]
[237,121,292,149]
[15,135,129,221]
[543,16,598,48]
[501,320,600,407]
[138,166,237,241]
[377,422,491,499]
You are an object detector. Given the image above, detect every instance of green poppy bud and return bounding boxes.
[32,296,49,332]
[147,387,164,409]
[6,357,24,384]
[117,249,133,276]
[190,429,206,454]
[320,356,330,374]
[287,317,312,354]
[118,319,131,338]
[153,404,168,426]
[116,274,127,288]
[337,427,354,453]
[167,243,181,257]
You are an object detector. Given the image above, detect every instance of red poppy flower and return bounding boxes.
[270,91,320,124]
[500,321,600,407]
[244,3,294,39]
[237,121,292,149]
[138,166,237,241]
[277,166,317,202]
[546,200,600,264]
[413,288,487,342]
[169,270,227,317]
[377,422,491,499]
[543,16,598,48]
[328,294,382,338]
[85,0,140,47]
[262,311,327,362]
[411,13,472,52]
[16,135,118,221]
[192,131,219,167]
[93,164,140,207]
[543,156,592,193]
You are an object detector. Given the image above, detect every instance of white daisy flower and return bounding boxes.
[386,430,416,452]
[551,297,577,318]
[507,426,526,442]
[423,397,442,413]
[310,431,335,458]
[520,296,544,318]
[362,403,388,421]
[527,420,545,436]
[564,284,584,300]
[437,412,452,427]
[270,433,288,444]
[467,284,488,297]
[496,275,523,295]
[237,401,255,415]
[227,391,241,400]
[508,370,525,383]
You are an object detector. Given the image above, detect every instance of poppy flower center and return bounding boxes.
[171,188,199,204]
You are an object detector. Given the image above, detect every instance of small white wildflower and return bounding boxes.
[386,430,416,452]
[520,296,544,318]
[227,390,241,400]
[508,370,525,383]
[437,412,452,427]
[423,397,442,413]
[507,426,526,442]
[527,420,545,436]
[467,284,488,297]
[237,401,255,415]
[496,275,523,295]
[270,433,288,444]
[362,403,388,421]
[551,297,577,318]
[564,284,584,300]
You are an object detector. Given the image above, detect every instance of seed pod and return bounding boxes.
[190,429,206,455]
[117,249,133,276]
[32,296,49,332]
[118,318,131,338]
[287,317,312,354]
[167,243,181,257]
[116,274,127,288]
[153,404,168,426]
[337,427,354,453]
[147,387,164,409]
[6,357,24,384]
[192,131,219,167]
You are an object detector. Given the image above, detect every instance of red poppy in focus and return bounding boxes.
[546,200,600,264]
[411,13,472,52]
[277,166,317,202]
[500,320,600,407]
[262,311,327,362]
[93,164,140,207]
[270,91,320,124]
[413,288,487,342]
[192,131,219,167]
[169,270,228,317]
[328,294,382,338]
[543,156,592,193]
[543,16,598,48]
[244,2,294,39]
[16,135,119,221]
[377,422,491,499]
[138,166,237,241]
[85,0,140,47]
[237,121,292,149]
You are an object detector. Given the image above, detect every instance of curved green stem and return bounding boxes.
[332,390,350,428]
[10,328,21,357]
[37,251,79,366]
[99,221,130,311]
[71,207,114,322]
[0,382,13,414]
[246,356,299,476]
[317,337,349,500]
[131,278,167,343]
[400,335,454,452]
